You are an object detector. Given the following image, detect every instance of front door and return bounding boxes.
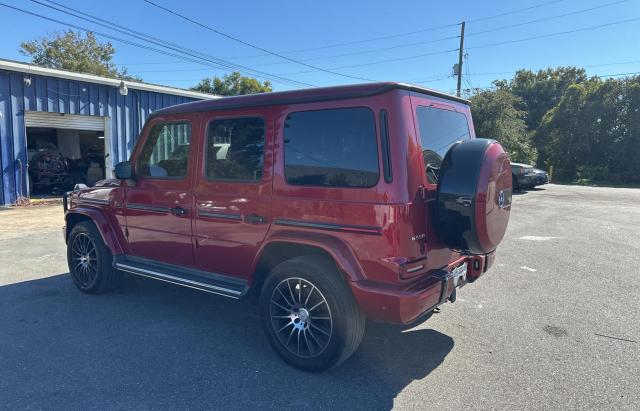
[193,110,273,279]
[125,116,198,267]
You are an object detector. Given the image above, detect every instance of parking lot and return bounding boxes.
[1,184,638,410]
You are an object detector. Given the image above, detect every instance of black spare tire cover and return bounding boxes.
[435,138,512,255]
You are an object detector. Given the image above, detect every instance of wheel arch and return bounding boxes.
[65,208,125,255]
[250,232,365,295]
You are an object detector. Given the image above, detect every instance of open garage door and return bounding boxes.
[24,111,106,131]
[24,112,112,196]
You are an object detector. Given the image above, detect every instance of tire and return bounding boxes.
[67,221,122,294]
[259,255,365,371]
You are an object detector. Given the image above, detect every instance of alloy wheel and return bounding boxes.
[71,232,98,288]
[269,277,333,358]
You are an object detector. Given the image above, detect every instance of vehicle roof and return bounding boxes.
[510,162,534,168]
[149,82,470,118]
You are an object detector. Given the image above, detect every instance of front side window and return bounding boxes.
[416,106,471,183]
[137,122,191,178]
[206,117,265,181]
[284,107,379,188]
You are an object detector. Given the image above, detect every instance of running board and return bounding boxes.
[113,255,248,299]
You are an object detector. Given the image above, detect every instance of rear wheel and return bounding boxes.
[67,221,121,293]
[259,256,365,371]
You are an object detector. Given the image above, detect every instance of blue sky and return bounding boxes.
[0,0,639,92]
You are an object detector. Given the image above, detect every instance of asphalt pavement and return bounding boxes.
[0,184,638,410]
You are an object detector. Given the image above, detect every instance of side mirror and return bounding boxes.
[115,161,134,180]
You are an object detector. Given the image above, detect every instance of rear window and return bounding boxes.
[416,106,471,183]
[284,107,379,188]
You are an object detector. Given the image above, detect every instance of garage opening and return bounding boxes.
[24,112,110,196]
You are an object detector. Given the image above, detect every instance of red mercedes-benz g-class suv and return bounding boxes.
[64,83,512,371]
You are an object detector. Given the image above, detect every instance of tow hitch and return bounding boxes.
[432,263,468,306]
[448,263,467,303]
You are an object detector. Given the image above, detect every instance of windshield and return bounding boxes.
[416,106,471,183]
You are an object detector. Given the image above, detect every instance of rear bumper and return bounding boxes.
[350,252,494,324]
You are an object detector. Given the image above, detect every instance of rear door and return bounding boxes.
[193,109,273,279]
[125,115,198,267]
[410,94,475,269]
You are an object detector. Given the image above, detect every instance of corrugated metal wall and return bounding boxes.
[0,69,199,205]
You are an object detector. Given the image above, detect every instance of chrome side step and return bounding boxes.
[114,256,248,299]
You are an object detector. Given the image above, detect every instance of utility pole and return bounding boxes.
[456,21,466,98]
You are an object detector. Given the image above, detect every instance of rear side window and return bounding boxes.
[206,117,265,181]
[284,108,379,188]
[416,106,471,183]
[137,122,191,178]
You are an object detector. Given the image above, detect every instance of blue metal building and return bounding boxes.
[0,58,214,205]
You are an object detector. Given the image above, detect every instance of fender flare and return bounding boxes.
[65,207,125,255]
[252,230,366,283]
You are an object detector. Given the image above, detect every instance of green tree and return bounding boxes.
[495,66,588,130]
[494,67,588,165]
[20,30,138,80]
[470,89,536,163]
[618,76,640,182]
[539,76,640,184]
[192,72,272,96]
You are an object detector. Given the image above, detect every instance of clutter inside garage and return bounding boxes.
[26,127,105,195]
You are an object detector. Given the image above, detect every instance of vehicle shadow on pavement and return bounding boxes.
[0,273,454,411]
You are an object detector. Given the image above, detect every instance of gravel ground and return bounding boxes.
[0,184,638,410]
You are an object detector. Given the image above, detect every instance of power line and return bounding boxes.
[467,0,566,23]
[141,0,377,82]
[466,71,640,92]
[0,3,226,77]
[230,25,460,59]
[397,59,640,85]
[279,13,640,76]
[461,59,640,78]
[468,16,640,50]
[278,47,460,75]
[14,8,309,89]
[599,71,640,77]
[146,69,640,85]
[27,0,312,87]
[117,1,621,74]
[468,0,630,37]
[128,68,219,74]
[236,0,627,70]
[265,13,640,78]
[407,75,454,84]
[228,0,567,59]
[251,34,461,67]
[585,60,640,68]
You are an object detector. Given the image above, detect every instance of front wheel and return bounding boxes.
[259,256,365,371]
[67,221,121,293]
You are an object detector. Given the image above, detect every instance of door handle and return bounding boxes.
[244,213,266,224]
[170,206,188,217]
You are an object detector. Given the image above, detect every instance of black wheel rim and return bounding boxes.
[71,232,98,288]
[269,277,333,358]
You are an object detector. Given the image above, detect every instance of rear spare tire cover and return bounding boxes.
[435,139,512,255]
